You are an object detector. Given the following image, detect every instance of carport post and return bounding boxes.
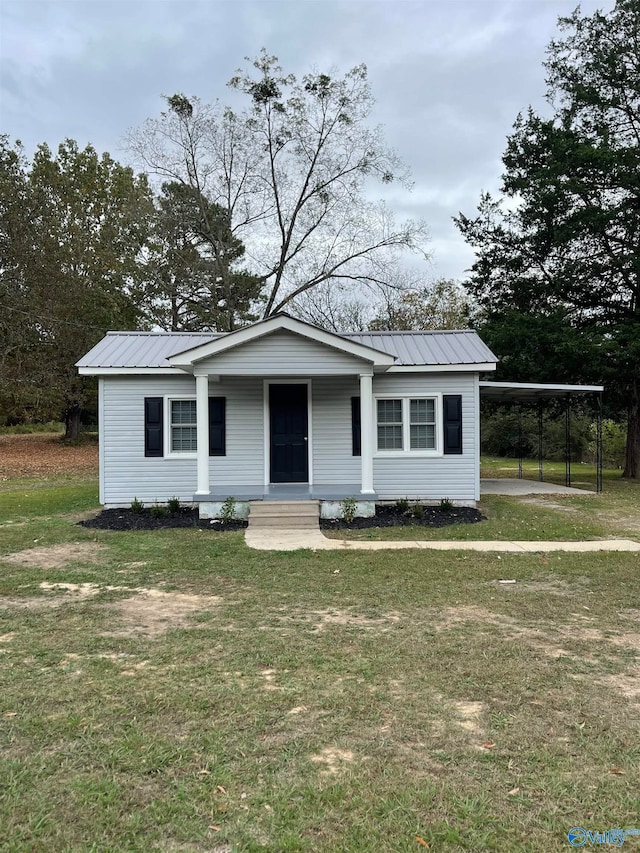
[565,393,572,488]
[517,402,523,479]
[596,391,603,493]
[538,400,544,482]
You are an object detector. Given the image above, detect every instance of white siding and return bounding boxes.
[311,378,361,485]
[100,370,478,505]
[372,373,477,501]
[197,330,368,375]
[101,375,263,506]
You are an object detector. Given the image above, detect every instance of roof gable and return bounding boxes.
[167,313,395,369]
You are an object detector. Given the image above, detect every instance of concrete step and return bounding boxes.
[249,516,320,529]
[250,500,319,514]
[249,500,320,530]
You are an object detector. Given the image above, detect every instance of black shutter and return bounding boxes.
[144,397,163,457]
[443,394,463,454]
[351,396,361,457]
[209,397,226,456]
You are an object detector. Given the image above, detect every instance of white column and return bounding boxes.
[195,373,209,495]
[360,372,375,494]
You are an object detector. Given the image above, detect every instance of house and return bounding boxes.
[76,313,498,516]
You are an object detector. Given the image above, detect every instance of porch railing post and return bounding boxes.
[359,372,375,495]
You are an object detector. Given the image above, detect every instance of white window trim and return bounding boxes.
[164,395,198,459]
[373,393,443,458]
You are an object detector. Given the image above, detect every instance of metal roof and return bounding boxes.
[77,328,497,369]
[345,330,497,366]
[76,331,224,369]
[480,381,603,402]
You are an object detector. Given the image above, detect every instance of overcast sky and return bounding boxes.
[1,0,612,282]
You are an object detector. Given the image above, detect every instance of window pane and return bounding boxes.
[377,399,402,423]
[378,424,403,450]
[410,424,436,449]
[171,400,196,425]
[410,398,435,424]
[171,426,197,452]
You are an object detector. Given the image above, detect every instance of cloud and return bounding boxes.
[0,0,614,280]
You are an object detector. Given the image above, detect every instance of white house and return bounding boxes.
[76,313,498,514]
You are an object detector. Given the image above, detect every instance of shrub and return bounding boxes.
[221,496,237,523]
[340,496,357,523]
[395,498,410,514]
[167,496,181,513]
[150,503,167,518]
[130,497,144,514]
[439,498,454,511]
[412,502,425,519]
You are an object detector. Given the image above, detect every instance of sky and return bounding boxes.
[0,0,613,283]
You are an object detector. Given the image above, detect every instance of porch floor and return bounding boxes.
[194,484,376,501]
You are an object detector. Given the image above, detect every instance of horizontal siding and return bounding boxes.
[102,376,263,505]
[372,373,477,500]
[198,330,368,375]
[312,378,360,485]
[101,371,478,505]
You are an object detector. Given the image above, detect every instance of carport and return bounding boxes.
[479,382,605,493]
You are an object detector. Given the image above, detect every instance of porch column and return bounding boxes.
[195,372,209,495]
[360,372,375,495]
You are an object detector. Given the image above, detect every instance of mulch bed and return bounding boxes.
[320,504,485,530]
[80,504,483,532]
[79,508,247,532]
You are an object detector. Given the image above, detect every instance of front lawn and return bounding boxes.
[325,465,640,542]
[1,468,639,851]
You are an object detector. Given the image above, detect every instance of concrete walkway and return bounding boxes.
[481,478,593,496]
[245,528,640,552]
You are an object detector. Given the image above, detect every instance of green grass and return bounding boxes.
[1,474,640,851]
[326,463,640,542]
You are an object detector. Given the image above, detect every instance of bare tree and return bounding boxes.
[127,51,428,318]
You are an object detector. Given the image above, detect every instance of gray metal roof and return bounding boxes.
[77,328,496,369]
[345,330,497,366]
[76,331,224,368]
[480,381,603,401]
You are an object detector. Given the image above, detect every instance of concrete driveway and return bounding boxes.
[481,478,593,496]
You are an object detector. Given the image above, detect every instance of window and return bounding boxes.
[170,399,197,452]
[409,398,436,450]
[377,399,403,449]
[376,396,440,454]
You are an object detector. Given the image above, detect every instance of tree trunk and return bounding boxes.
[64,406,81,441]
[623,377,640,478]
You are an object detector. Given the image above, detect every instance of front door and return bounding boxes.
[269,384,309,483]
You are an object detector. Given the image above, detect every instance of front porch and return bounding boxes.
[193,483,377,501]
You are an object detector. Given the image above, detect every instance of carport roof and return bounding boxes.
[480,381,603,402]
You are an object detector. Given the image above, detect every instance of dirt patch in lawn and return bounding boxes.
[3,542,107,569]
[434,604,639,659]
[104,588,223,637]
[0,433,98,478]
[310,746,355,776]
[518,497,578,512]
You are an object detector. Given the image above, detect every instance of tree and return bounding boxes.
[128,51,427,318]
[142,181,262,331]
[0,138,153,436]
[369,278,477,331]
[455,0,640,478]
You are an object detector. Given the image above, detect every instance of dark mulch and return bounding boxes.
[78,507,247,532]
[320,504,485,530]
